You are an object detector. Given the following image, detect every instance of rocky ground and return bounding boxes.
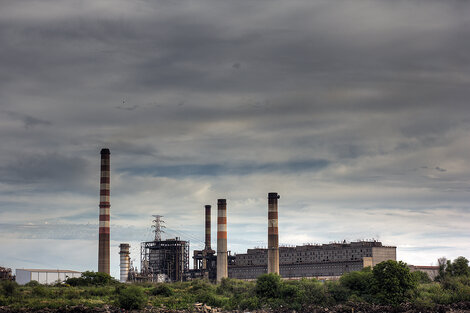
[2,302,470,313]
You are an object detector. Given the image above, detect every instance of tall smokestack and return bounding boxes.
[119,243,130,282]
[205,205,211,251]
[216,199,228,282]
[98,148,110,274]
[268,192,280,275]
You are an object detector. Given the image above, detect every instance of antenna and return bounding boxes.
[152,215,165,241]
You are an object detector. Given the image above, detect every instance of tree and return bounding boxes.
[372,260,417,305]
[65,271,117,286]
[436,256,470,281]
[255,273,282,298]
[340,267,374,298]
[412,271,431,284]
[448,257,470,277]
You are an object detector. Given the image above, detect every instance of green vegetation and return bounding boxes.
[1,258,470,311]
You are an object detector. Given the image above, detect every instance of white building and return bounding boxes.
[15,269,82,285]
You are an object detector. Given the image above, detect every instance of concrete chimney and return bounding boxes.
[119,243,130,282]
[205,205,211,251]
[216,199,228,282]
[98,148,110,274]
[268,192,280,275]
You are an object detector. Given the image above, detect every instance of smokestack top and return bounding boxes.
[101,148,110,155]
[119,243,130,253]
[217,199,226,205]
[205,205,211,209]
[268,192,280,199]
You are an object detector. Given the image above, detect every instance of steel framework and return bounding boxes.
[141,237,189,282]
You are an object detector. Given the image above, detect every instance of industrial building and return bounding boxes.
[409,265,439,281]
[15,269,81,285]
[228,241,396,280]
[137,216,190,282]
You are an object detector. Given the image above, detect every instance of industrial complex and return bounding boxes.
[2,148,407,284]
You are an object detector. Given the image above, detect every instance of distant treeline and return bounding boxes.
[1,257,470,311]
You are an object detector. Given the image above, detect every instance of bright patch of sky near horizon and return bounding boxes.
[0,0,470,278]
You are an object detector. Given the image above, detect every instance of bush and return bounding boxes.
[340,268,373,298]
[66,271,117,286]
[413,271,432,284]
[117,286,147,310]
[32,285,50,297]
[238,296,261,310]
[327,281,350,303]
[0,280,18,297]
[24,280,40,287]
[297,278,328,306]
[190,279,214,292]
[152,284,173,297]
[217,277,254,295]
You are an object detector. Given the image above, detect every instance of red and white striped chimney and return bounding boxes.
[268,192,280,274]
[205,205,211,251]
[98,148,110,274]
[216,199,227,282]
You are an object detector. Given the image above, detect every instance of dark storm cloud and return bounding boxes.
[120,159,329,177]
[0,153,91,191]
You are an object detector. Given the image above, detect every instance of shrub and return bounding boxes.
[66,271,117,286]
[340,268,374,297]
[190,279,214,292]
[237,295,260,310]
[327,281,350,303]
[217,277,254,295]
[117,286,147,310]
[24,280,40,287]
[297,278,328,305]
[32,285,50,297]
[152,284,173,297]
[194,290,229,308]
[412,271,432,284]
[0,280,18,297]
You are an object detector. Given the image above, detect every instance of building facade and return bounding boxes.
[15,269,81,285]
[229,241,396,280]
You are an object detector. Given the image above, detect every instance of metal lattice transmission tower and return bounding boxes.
[152,215,165,241]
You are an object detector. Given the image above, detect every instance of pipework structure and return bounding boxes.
[217,199,228,282]
[119,243,130,282]
[98,148,111,274]
[268,192,280,274]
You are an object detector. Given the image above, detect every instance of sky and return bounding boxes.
[1,0,470,279]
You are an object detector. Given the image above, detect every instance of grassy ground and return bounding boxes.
[2,260,470,311]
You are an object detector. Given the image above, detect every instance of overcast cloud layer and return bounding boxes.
[1,0,470,278]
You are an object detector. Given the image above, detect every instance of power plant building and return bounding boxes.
[228,241,396,279]
[141,237,189,282]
